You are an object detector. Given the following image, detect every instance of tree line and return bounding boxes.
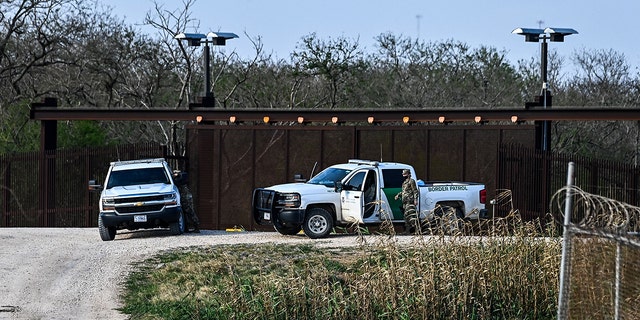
[1,0,639,162]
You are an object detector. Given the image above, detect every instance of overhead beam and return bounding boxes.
[29,106,640,122]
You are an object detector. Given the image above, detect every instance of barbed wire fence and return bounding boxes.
[551,162,640,320]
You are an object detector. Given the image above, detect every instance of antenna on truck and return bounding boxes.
[310,161,318,178]
[380,144,383,162]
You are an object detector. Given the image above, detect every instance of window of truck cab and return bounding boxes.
[106,167,170,189]
[344,171,366,191]
[307,167,352,187]
[381,169,405,188]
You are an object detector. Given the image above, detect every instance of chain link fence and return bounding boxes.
[552,162,640,319]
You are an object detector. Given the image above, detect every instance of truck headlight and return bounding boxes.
[164,192,178,205]
[102,197,115,210]
[278,193,301,208]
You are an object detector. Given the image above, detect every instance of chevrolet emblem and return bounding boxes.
[135,202,144,206]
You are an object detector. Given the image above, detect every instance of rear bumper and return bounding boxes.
[100,206,182,229]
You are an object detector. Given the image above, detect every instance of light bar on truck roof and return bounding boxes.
[348,159,379,166]
[110,158,165,166]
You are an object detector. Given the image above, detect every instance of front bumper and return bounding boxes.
[255,208,305,225]
[100,206,182,230]
[252,188,305,225]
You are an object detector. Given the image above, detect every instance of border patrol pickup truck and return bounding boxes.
[89,158,185,241]
[253,159,488,238]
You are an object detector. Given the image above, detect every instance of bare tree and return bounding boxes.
[564,49,634,106]
[553,49,640,161]
[140,0,200,155]
[369,35,521,109]
[0,0,96,151]
[292,33,366,109]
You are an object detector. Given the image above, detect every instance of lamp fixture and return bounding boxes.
[512,25,577,151]
[174,31,239,106]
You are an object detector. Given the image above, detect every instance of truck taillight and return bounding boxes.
[480,189,486,204]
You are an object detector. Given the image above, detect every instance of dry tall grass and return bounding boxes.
[123,210,562,319]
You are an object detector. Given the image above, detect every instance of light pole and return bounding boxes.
[175,32,239,107]
[512,27,578,151]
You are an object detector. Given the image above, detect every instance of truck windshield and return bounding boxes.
[106,167,170,189]
[307,168,352,187]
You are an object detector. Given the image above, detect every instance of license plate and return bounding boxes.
[263,212,271,220]
[134,215,147,223]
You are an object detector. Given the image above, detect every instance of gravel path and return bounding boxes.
[0,228,403,319]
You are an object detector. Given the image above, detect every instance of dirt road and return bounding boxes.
[0,228,389,319]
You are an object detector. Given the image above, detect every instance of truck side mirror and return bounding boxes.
[334,181,343,192]
[88,180,103,192]
[293,174,306,182]
[174,172,188,186]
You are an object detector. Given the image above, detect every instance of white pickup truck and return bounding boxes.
[252,159,488,238]
[89,158,185,241]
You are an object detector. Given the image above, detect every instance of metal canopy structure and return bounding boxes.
[29,106,640,123]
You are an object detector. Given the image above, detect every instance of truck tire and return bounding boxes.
[433,205,463,234]
[274,219,302,235]
[302,207,333,239]
[169,211,185,235]
[452,207,464,230]
[98,215,116,241]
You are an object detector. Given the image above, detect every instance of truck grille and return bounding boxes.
[116,204,165,214]
[114,195,164,204]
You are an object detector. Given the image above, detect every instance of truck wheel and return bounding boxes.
[454,207,466,232]
[274,220,302,235]
[434,206,462,235]
[170,211,185,235]
[98,215,116,241]
[303,208,333,239]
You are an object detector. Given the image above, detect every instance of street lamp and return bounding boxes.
[175,32,239,107]
[512,27,578,151]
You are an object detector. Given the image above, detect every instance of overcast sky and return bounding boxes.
[105,0,640,73]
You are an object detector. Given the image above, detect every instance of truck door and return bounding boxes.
[361,170,378,219]
[380,168,406,220]
[340,170,366,223]
[341,170,378,223]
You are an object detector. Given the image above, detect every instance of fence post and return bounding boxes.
[1,159,9,226]
[35,98,58,226]
[614,242,622,320]
[557,162,575,319]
